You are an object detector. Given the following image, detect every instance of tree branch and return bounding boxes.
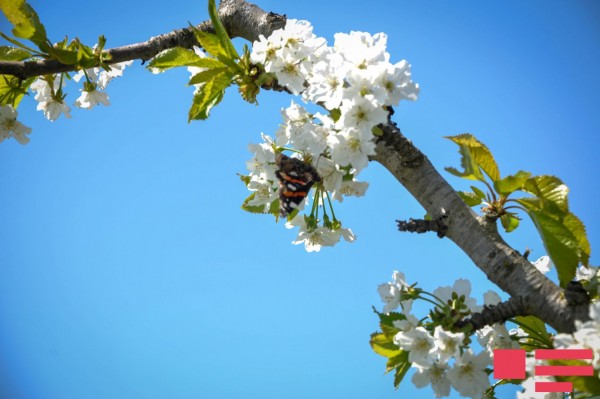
[373,117,590,333]
[0,0,286,80]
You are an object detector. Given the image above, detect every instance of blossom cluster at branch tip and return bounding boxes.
[5,60,135,144]
[376,269,600,399]
[244,20,420,251]
[377,271,494,398]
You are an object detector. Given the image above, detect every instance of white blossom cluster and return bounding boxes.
[378,263,600,399]
[245,19,419,251]
[377,272,523,398]
[0,60,133,144]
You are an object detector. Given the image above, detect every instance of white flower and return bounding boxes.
[30,75,71,121]
[246,134,277,182]
[0,105,32,145]
[477,324,520,354]
[36,99,71,121]
[375,60,420,105]
[74,88,110,109]
[337,97,388,135]
[328,127,376,173]
[333,31,389,68]
[394,326,436,368]
[267,48,310,94]
[286,216,354,252]
[98,60,133,89]
[304,52,347,109]
[446,349,491,399]
[483,290,502,306]
[431,326,464,363]
[411,361,451,398]
[245,178,278,211]
[433,279,482,313]
[331,180,369,202]
[392,311,419,331]
[378,283,401,313]
[532,255,552,274]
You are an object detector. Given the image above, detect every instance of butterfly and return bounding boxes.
[275,153,321,217]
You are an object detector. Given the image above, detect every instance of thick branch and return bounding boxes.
[455,297,530,331]
[373,119,590,333]
[0,0,286,80]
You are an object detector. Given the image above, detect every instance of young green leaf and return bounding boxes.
[392,354,411,389]
[147,47,215,72]
[500,212,520,233]
[0,45,31,61]
[458,190,483,207]
[445,133,501,183]
[188,67,229,86]
[370,332,402,358]
[524,210,581,287]
[494,170,531,196]
[207,0,239,61]
[188,68,233,121]
[0,74,35,107]
[471,185,487,200]
[521,175,569,216]
[0,0,47,46]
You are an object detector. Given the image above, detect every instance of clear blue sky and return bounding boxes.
[1,1,599,398]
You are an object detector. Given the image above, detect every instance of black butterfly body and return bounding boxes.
[275,153,321,217]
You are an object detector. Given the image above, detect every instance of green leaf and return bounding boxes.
[0,45,31,61]
[524,210,581,287]
[521,175,569,216]
[564,211,591,267]
[445,133,500,183]
[386,351,409,374]
[471,185,487,200]
[500,212,520,233]
[0,0,47,46]
[494,170,531,196]
[370,332,401,358]
[188,68,233,121]
[458,190,482,207]
[147,47,214,72]
[0,74,35,107]
[514,315,551,348]
[188,66,229,86]
[392,353,412,389]
[207,0,239,61]
[46,46,77,65]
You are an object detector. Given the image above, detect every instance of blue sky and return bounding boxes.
[1,1,599,398]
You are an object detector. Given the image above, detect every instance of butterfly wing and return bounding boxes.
[275,153,321,217]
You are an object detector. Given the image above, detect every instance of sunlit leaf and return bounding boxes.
[187,68,233,121]
[0,45,31,61]
[524,210,581,287]
[522,175,569,216]
[147,47,216,72]
[445,133,500,183]
[0,0,47,46]
[458,191,483,207]
[494,170,531,195]
[500,212,520,232]
[207,0,239,61]
[370,332,401,358]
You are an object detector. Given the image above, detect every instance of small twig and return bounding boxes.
[396,215,448,238]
